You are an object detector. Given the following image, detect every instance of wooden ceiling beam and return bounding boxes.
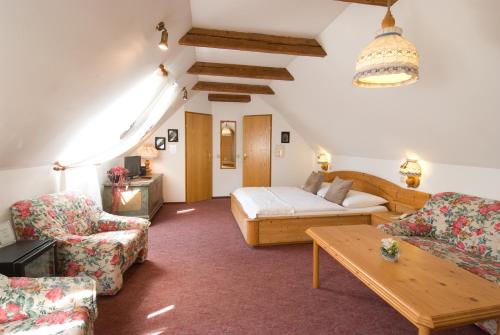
[192,81,274,95]
[208,94,251,103]
[188,62,294,81]
[336,0,397,6]
[179,28,326,57]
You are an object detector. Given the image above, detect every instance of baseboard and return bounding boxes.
[212,196,230,199]
[164,201,186,204]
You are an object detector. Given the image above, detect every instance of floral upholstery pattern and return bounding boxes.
[379,192,500,335]
[10,192,151,295]
[0,274,96,334]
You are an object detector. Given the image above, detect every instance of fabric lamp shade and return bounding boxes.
[399,159,421,177]
[353,9,419,88]
[138,144,158,160]
[221,124,232,136]
[317,153,329,164]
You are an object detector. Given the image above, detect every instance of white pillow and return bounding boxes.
[342,190,388,208]
[317,183,331,198]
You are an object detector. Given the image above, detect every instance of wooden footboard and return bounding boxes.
[230,194,370,246]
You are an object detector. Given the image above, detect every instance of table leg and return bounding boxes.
[313,240,319,289]
[417,326,430,335]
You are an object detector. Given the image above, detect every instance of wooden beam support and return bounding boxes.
[188,62,294,81]
[179,28,326,57]
[336,0,397,6]
[208,94,251,103]
[192,81,274,95]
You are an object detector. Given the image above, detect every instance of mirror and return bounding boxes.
[220,121,236,169]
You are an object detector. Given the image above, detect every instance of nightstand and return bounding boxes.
[371,211,402,226]
[0,240,56,277]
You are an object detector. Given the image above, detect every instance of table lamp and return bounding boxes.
[138,144,158,176]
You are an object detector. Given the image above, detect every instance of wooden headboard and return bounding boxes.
[323,171,431,213]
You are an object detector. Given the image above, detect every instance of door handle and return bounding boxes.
[243,153,247,159]
[208,153,212,160]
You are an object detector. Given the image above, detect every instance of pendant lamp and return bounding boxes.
[353,1,419,88]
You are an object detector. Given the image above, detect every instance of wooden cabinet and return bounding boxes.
[103,174,163,220]
[371,211,402,226]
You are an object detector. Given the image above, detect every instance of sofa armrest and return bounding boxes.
[377,218,434,237]
[95,212,150,233]
[0,276,96,322]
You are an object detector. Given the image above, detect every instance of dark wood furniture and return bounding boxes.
[0,240,56,277]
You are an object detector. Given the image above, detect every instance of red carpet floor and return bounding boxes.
[95,199,483,335]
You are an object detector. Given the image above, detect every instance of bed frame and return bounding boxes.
[231,171,431,246]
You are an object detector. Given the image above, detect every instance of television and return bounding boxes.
[124,156,141,177]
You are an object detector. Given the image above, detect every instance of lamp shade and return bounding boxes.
[353,9,419,88]
[399,159,421,176]
[221,123,232,136]
[137,144,158,159]
[317,153,329,164]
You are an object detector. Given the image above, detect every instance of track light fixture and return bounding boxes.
[182,87,188,101]
[156,21,169,50]
[158,64,168,77]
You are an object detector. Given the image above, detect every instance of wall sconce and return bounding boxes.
[156,22,168,50]
[182,87,188,101]
[317,153,329,172]
[158,64,168,77]
[399,158,422,188]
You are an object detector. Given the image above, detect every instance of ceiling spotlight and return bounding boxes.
[158,64,168,77]
[156,22,168,51]
[182,87,188,101]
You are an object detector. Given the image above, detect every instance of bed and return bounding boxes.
[231,171,430,246]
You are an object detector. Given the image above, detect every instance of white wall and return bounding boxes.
[0,166,59,222]
[333,155,500,200]
[144,94,316,202]
[211,96,315,197]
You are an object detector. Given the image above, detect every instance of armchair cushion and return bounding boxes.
[95,212,150,233]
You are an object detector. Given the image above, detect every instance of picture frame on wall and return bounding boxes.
[155,137,166,150]
[168,129,179,142]
[281,131,290,143]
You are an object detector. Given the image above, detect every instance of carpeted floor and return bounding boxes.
[95,199,483,335]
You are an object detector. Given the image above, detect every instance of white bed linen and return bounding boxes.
[234,186,346,219]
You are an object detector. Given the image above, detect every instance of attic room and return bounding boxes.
[0,0,499,334]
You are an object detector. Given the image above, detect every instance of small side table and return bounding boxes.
[0,240,56,277]
[371,211,402,226]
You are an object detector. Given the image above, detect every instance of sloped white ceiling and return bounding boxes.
[0,0,194,170]
[3,0,499,171]
[263,0,500,169]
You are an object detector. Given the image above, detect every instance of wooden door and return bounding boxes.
[243,115,272,187]
[185,112,212,202]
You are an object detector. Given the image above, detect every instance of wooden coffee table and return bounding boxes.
[306,225,500,335]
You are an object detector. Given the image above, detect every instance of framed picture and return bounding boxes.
[281,131,290,143]
[155,137,166,150]
[168,129,179,142]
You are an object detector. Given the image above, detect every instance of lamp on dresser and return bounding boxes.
[138,143,158,176]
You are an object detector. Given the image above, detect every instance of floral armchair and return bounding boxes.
[0,274,97,335]
[379,192,500,335]
[10,192,151,295]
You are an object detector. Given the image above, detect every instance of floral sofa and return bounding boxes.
[10,192,151,295]
[379,192,499,335]
[0,274,96,334]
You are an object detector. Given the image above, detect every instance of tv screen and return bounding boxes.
[124,156,141,177]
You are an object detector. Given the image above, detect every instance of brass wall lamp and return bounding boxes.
[158,64,168,77]
[156,22,169,50]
